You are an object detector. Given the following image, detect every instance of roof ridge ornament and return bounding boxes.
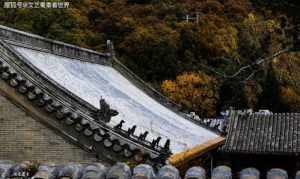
[96,97,119,123]
[107,40,116,58]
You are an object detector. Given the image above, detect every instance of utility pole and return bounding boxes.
[184,13,202,24]
[196,12,200,24]
[185,15,190,23]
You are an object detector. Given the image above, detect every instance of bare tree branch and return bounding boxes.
[200,47,291,80]
[240,70,257,84]
[198,63,227,78]
[255,48,290,65]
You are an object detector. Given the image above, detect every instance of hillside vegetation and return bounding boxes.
[1,0,300,117]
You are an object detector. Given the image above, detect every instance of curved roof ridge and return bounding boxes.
[0,39,170,165]
[0,25,110,64]
[0,25,221,135]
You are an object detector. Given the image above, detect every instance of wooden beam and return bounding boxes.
[168,137,225,167]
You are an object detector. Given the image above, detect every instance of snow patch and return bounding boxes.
[13,46,219,153]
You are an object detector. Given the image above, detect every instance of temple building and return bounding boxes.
[0,25,221,165]
[0,25,300,178]
[217,112,300,177]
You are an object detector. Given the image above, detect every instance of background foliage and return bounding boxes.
[1,0,300,117]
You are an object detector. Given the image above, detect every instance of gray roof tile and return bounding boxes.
[0,160,299,179]
[221,113,300,154]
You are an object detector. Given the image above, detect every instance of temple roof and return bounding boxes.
[221,112,300,155]
[11,45,218,153]
[0,25,221,164]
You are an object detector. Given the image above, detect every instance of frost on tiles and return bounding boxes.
[13,45,218,153]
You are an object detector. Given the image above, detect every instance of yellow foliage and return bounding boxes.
[121,23,179,54]
[280,87,300,111]
[196,14,238,57]
[273,53,300,88]
[265,19,281,33]
[68,8,89,28]
[121,16,137,28]
[241,13,267,41]
[248,13,256,21]
[271,53,300,111]
[242,13,280,38]
[161,72,219,117]
[161,80,176,95]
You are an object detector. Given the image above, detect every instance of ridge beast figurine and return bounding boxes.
[95,98,119,123]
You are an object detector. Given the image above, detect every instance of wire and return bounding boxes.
[199,47,292,81]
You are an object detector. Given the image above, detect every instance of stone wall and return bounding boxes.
[0,93,100,164]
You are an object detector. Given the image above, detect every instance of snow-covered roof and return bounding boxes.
[0,25,220,163]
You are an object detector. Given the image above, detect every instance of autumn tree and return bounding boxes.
[120,23,179,82]
[190,14,238,60]
[238,13,265,61]
[161,72,219,117]
[176,14,239,73]
[270,53,300,111]
[1,0,300,115]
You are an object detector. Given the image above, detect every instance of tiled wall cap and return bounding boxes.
[267,169,288,179]
[0,160,297,179]
[157,165,180,179]
[185,166,206,179]
[212,166,232,179]
[80,163,107,179]
[239,168,259,179]
[133,164,155,179]
[106,162,132,179]
[295,171,300,179]
[32,164,55,179]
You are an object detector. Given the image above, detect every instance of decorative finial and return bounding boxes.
[151,137,161,148]
[163,139,170,151]
[95,98,118,123]
[127,125,136,136]
[114,120,125,129]
[107,40,116,58]
[138,131,148,141]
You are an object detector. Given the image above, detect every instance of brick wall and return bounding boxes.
[0,94,101,164]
